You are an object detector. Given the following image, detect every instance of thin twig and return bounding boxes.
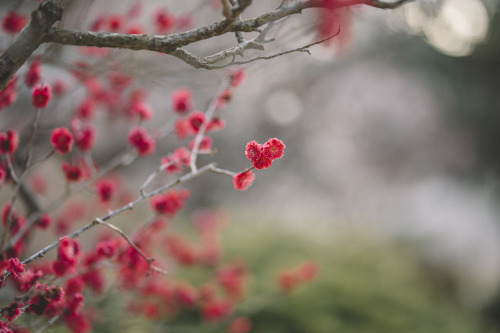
[5,154,19,184]
[370,0,412,9]
[221,0,234,20]
[130,214,157,236]
[222,27,341,66]
[189,82,230,172]
[23,108,42,171]
[172,26,341,70]
[139,160,175,195]
[35,314,61,333]
[94,218,167,275]
[82,151,97,177]
[27,149,55,169]
[230,0,245,43]
[209,166,237,178]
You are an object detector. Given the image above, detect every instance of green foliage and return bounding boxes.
[223,220,484,333]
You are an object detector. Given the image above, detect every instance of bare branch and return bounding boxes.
[47,0,398,53]
[230,0,245,43]
[225,27,342,65]
[139,160,175,195]
[44,20,234,54]
[209,167,237,178]
[232,0,412,32]
[232,0,253,17]
[3,156,18,187]
[18,182,44,214]
[27,149,55,169]
[369,0,413,9]
[23,108,42,171]
[0,0,63,90]
[170,17,277,70]
[0,0,412,89]
[35,314,60,333]
[221,0,234,20]
[171,27,341,70]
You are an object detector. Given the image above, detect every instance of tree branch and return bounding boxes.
[0,0,412,89]
[221,0,234,20]
[171,27,341,70]
[44,19,234,54]
[232,0,412,32]
[370,0,412,9]
[19,162,217,268]
[0,0,62,90]
[232,0,253,17]
[35,314,60,333]
[209,166,237,178]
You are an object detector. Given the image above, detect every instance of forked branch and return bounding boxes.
[0,0,413,89]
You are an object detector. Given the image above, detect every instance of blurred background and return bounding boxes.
[2,0,500,331]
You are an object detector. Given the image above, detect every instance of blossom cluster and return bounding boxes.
[232,138,285,191]
[0,62,263,333]
[150,189,191,217]
[0,50,270,333]
[245,138,285,170]
[0,0,331,331]
[4,195,317,333]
